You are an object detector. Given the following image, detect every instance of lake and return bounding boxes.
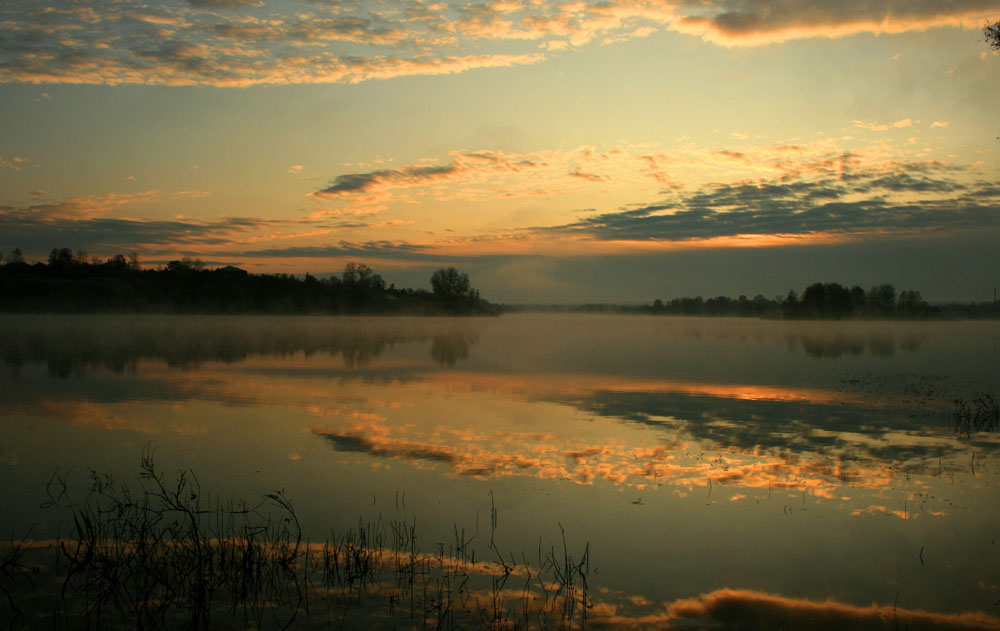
[1,313,999,629]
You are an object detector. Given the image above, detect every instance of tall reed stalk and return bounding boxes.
[2,450,591,631]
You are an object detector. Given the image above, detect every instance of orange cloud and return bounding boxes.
[568,167,608,182]
[0,156,31,171]
[0,190,164,220]
[853,118,915,131]
[2,0,993,90]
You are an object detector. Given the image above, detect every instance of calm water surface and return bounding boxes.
[1,313,999,628]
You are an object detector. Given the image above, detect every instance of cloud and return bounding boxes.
[316,164,460,197]
[671,1,999,47]
[542,159,1000,243]
[0,190,164,221]
[666,588,1000,630]
[853,118,915,131]
[313,150,548,202]
[931,121,951,128]
[0,156,31,171]
[0,215,267,254]
[1,0,992,87]
[312,143,737,208]
[568,168,608,183]
[0,0,548,87]
[187,0,263,7]
[302,204,387,221]
[0,188,340,255]
[243,241,431,260]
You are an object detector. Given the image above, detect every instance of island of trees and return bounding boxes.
[0,248,494,315]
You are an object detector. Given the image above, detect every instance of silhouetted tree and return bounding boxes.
[0,248,22,265]
[868,284,897,316]
[342,262,382,289]
[166,258,205,273]
[781,289,799,317]
[339,262,386,311]
[897,289,928,316]
[0,249,495,315]
[986,20,1000,50]
[431,267,473,300]
[985,20,999,141]
[106,254,128,269]
[849,285,866,312]
[799,282,852,318]
[752,294,772,316]
[48,247,76,269]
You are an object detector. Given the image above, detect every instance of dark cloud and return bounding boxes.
[568,168,607,183]
[316,173,381,195]
[678,0,1000,43]
[0,214,273,254]
[312,152,541,199]
[315,165,459,197]
[864,172,965,193]
[547,161,1000,242]
[0,0,543,85]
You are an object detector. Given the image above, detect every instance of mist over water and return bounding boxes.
[1,313,998,628]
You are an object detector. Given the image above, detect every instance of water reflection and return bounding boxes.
[681,323,928,358]
[1,314,998,628]
[430,331,477,365]
[792,330,926,358]
[0,314,480,375]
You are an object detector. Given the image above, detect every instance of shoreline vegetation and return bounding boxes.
[503,282,1000,320]
[1,248,997,319]
[0,452,591,631]
[0,248,495,316]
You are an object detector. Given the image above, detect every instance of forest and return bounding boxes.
[2,248,996,319]
[0,248,494,315]
[506,282,999,320]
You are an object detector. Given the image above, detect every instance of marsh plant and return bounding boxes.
[953,393,1000,435]
[1,450,591,630]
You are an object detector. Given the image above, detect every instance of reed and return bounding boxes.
[952,393,1000,435]
[1,449,591,630]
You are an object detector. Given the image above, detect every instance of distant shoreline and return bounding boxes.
[2,251,997,319]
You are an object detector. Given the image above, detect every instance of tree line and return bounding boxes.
[506,281,999,320]
[0,248,494,315]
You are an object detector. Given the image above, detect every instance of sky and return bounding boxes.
[1,0,999,303]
